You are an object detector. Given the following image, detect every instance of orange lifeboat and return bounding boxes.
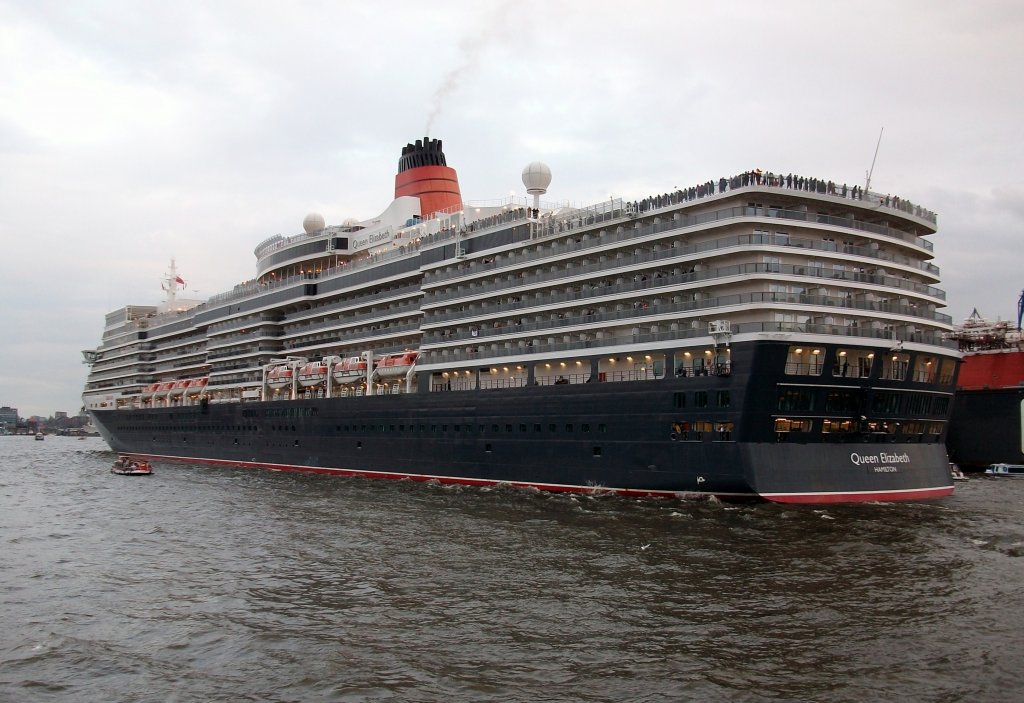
[141,383,160,397]
[168,379,191,396]
[297,362,328,387]
[376,351,418,379]
[186,377,209,397]
[332,356,367,383]
[267,365,293,389]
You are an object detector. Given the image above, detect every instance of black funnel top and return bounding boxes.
[398,137,448,173]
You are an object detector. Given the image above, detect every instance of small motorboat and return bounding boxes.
[984,463,1024,478]
[34,433,44,441]
[111,456,153,476]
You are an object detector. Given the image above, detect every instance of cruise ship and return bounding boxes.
[81,137,959,503]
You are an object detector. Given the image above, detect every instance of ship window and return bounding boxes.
[599,423,607,432]
[715,422,734,440]
[821,419,857,434]
[932,397,950,415]
[939,359,956,385]
[870,392,902,414]
[693,420,714,441]
[357,441,362,448]
[593,447,602,457]
[825,391,859,413]
[442,424,448,432]
[912,355,939,383]
[549,424,557,432]
[582,423,591,433]
[717,391,730,408]
[520,424,527,432]
[881,352,910,381]
[534,424,542,432]
[777,388,815,412]
[905,394,932,415]
[492,424,499,433]
[506,424,513,433]
[785,346,824,375]
[673,392,686,408]
[695,391,708,408]
[485,443,492,453]
[775,418,812,433]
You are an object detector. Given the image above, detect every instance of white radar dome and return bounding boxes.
[303,212,326,234]
[522,161,552,195]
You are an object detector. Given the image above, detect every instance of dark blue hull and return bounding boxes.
[91,340,955,503]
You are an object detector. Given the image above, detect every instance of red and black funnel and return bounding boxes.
[394,137,462,218]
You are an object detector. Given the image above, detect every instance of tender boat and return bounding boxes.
[111,456,153,476]
[984,463,1024,478]
[34,433,44,441]
[266,365,293,389]
[376,351,419,379]
[332,356,368,383]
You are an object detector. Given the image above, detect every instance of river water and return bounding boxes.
[1,436,1022,702]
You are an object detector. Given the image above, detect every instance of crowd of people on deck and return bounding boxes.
[628,169,936,222]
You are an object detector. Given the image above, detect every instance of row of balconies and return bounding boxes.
[421,244,944,312]
[425,202,935,286]
[419,291,952,348]
[421,262,946,329]
[420,321,954,367]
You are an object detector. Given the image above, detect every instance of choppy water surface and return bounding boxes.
[1,437,1022,702]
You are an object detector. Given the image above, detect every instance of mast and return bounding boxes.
[865,127,884,194]
[159,259,186,309]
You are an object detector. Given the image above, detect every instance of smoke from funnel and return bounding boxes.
[424,1,516,136]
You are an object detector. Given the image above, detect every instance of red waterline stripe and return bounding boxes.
[127,452,758,500]
[761,485,954,504]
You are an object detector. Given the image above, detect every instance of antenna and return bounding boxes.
[865,127,884,194]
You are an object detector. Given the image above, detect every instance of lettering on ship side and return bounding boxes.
[849,451,911,474]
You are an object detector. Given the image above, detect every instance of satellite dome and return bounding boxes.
[303,212,326,234]
[522,161,552,195]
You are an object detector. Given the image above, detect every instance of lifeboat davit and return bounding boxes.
[376,351,418,378]
[267,365,293,389]
[297,362,328,387]
[141,383,160,397]
[333,356,367,383]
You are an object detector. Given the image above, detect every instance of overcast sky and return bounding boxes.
[1,0,1022,418]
